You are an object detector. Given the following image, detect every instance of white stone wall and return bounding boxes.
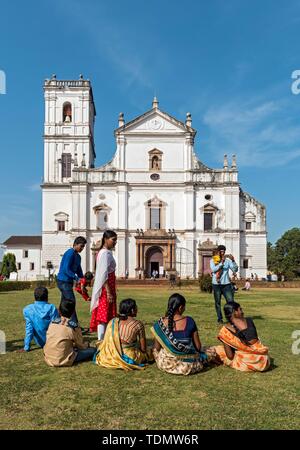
[124,139,185,171]
[42,188,72,231]
[4,246,42,281]
[41,183,267,279]
[239,191,267,279]
[240,234,267,279]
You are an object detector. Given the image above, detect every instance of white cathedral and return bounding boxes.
[4,76,268,280]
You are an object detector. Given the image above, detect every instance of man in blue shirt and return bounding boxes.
[57,236,87,322]
[20,287,59,351]
[210,245,238,324]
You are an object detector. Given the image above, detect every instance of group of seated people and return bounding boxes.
[20,287,271,375]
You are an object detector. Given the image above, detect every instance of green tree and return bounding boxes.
[267,241,278,272]
[274,228,300,279]
[1,253,17,278]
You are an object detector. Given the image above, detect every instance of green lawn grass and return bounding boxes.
[0,286,299,430]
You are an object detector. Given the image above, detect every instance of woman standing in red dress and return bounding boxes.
[90,230,118,340]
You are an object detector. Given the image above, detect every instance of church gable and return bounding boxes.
[115,108,195,135]
[127,111,184,133]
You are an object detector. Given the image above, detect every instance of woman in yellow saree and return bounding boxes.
[214,302,271,372]
[94,298,153,371]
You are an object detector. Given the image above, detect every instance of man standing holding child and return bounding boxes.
[210,245,238,324]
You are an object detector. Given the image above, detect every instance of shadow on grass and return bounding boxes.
[268,358,278,371]
[6,339,41,352]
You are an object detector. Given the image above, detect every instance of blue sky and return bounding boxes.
[1,0,300,250]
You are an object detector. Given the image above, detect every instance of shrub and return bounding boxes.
[0,280,55,292]
[0,281,32,292]
[199,274,213,293]
[178,279,198,287]
[31,280,54,289]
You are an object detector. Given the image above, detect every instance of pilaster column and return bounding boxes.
[116,231,127,277]
[54,144,59,182]
[197,248,201,277]
[141,244,145,271]
[184,185,195,230]
[58,158,62,183]
[48,142,55,182]
[136,242,140,269]
[172,242,176,270]
[117,135,126,170]
[184,134,194,172]
[117,184,128,229]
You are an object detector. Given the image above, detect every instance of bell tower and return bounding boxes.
[43,74,96,183]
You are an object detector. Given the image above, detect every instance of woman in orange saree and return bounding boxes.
[214,302,271,372]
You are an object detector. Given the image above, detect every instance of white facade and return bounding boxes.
[41,76,267,280]
[3,241,42,281]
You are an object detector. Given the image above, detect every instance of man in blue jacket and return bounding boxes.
[57,236,87,322]
[210,245,238,324]
[20,286,59,352]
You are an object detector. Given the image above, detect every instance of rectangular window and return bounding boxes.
[150,208,160,229]
[58,221,65,231]
[204,212,213,231]
[62,153,72,178]
[243,259,249,269]
[17,263,21,270]
[246,221,252,230]
[97,210,108,230]
[30,263,35,271]
[23,250,28,258]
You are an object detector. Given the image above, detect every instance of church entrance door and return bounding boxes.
[145,246,163,278]
[197,239,217,277]
[202,256,211,274]
[150,262,159,278]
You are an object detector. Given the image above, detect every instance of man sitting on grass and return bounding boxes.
[20,287,59,352]
[43,299,96,367]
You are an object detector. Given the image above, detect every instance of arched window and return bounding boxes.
[93,203,111,230]
[62,153,72,178]
[145,196,166,230]
[148,149,163,171]
[54,212,69,232]
[151,155,159,170]
[201,204,218,231]
[244,212,256,231]
[97,211,108,230]
[63,102,72,122]
[150,204,161,229]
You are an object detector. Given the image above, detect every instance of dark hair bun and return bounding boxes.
[224,302,240,320]
[119,298,136,320]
